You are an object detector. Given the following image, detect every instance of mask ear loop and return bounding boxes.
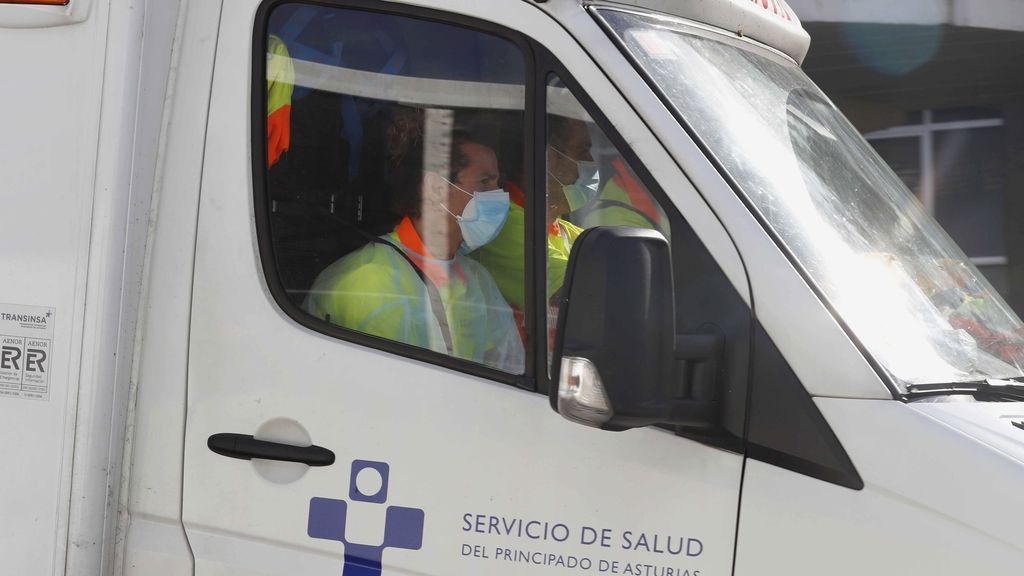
[440,202,465,222]
[547,145,587,193]
[547,170,568,188]
[437,175,475,222]
[549,145,575,163]
[440,176,475,198]
[546,160,580,218]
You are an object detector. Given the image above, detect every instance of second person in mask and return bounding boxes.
[471,115,589,344]
[547,115,669,235]
[304,114,524,374]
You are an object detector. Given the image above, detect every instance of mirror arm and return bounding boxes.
[666,399,718,425]
[668,332,724,429]
[674,333,724,360]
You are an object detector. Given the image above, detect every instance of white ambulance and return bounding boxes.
[2,0,1022,574]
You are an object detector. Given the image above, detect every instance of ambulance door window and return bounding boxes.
[544,74,671,354]
[259,4,530,377]
[543,73,751,437]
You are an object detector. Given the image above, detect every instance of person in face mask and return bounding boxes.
[549,146,600,213]
[546,116,599,217]
[547,116,669,235]
[304,121,524,374]
[470,115,588,346]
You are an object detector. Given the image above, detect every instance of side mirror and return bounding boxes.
[550,227,721,431]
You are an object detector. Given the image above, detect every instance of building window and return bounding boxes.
[865,109,1009,296]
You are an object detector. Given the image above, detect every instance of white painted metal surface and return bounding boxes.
[181,0,745,574]
[601,0,811,62]
[64,1,183,573]
[0,1,109,573]
[3,0,1022,574]
[539,0,891,400]
[0,0,94,28]
[736,398,1024,574]
[0,0,209,573]
[118,0,224,574]
[911,400,1024,467]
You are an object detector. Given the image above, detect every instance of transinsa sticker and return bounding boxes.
[0,303,55,401]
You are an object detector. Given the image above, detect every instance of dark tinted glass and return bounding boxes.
[870,136,921,199]
[934,127,1006,257]
[933,106,1002,123]
[263,4,527,374]
[977,264,1010,300]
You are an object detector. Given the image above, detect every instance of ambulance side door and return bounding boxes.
[181,1,752,575]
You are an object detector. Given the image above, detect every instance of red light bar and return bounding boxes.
[750,0,794,22]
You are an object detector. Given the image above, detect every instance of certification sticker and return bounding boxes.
[0,304,55,401]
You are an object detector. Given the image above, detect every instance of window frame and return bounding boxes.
[251,0,752,418]
[530,45,755,455]
[590,6,903,400]
[530,48,734,399]
[533,24,859,477]
[249,0,769,455]
[251,0,539,389]
[864,109,1008,265]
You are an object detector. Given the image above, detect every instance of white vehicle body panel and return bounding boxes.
[0,0,1021,575]
[181,0,744,574]
[538,0,890,400]
[0,0,188,574]
[0,0,93,28]
[0,2,109,573]
[912,401,1024,464]
[118,0,225,574]
[736,398,1024,575]
[606,0,811,62]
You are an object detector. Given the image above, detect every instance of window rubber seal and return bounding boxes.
[251,0,539,390]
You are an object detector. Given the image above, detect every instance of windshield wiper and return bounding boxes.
[977,379,1024,401]
[906,379,1024,402]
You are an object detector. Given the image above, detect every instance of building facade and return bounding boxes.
[789,0,1024,314]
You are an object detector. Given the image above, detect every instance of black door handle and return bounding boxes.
[207,433,335,466]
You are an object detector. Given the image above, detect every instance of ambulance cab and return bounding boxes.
[1,0,1022,574]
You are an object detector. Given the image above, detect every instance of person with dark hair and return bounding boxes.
[548,115,668,233]
[303,108,524,373]
[471,115,588,339]
[472,110,668,347]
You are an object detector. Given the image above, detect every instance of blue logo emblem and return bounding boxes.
[308,460,425,576]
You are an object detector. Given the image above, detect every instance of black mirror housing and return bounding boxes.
[550,227,719,431]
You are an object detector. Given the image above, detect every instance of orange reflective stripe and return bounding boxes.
[266,35,294,167]
[395,217,466,286]
[396,216,436,259]
[611,157,660,223]
[510,304,527,346]
[267,104,291,167]
[506,181,527,208]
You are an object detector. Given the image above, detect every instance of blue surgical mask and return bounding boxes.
[442,179,510,253]
[550,147,601,212]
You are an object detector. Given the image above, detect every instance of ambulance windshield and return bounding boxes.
[599,7,1024,388]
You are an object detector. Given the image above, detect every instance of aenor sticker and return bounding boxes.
[0,303,55,401]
